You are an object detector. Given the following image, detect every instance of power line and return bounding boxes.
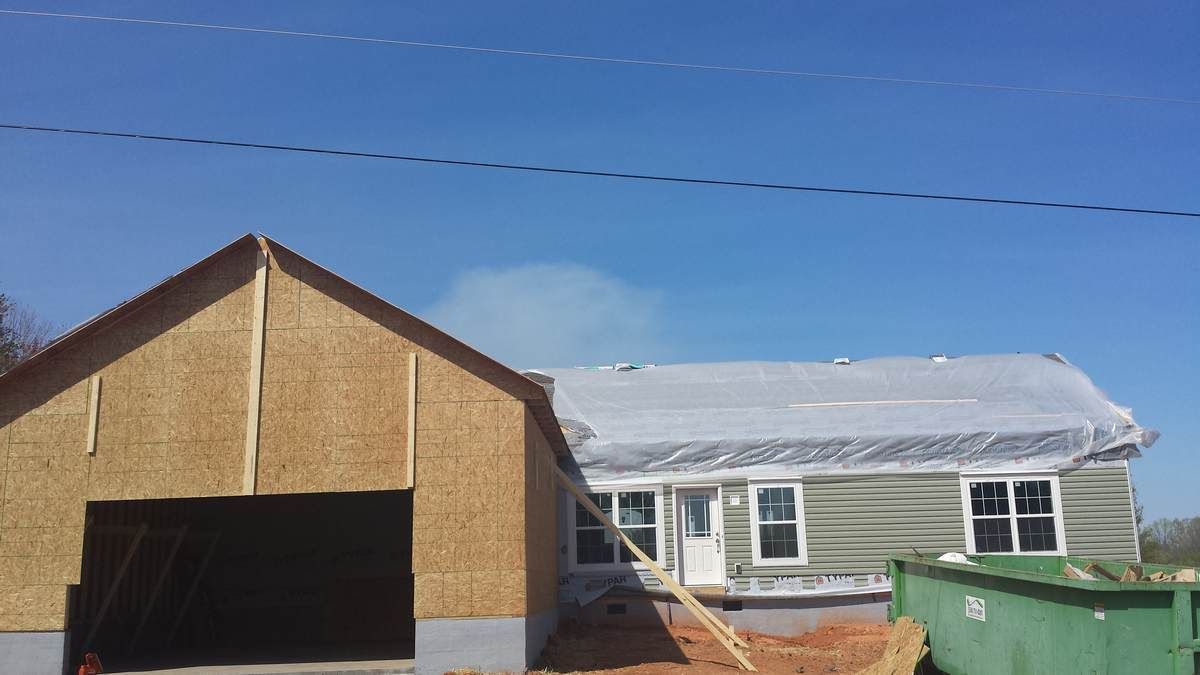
[3,122,1196,218]
[3,8,1197,106]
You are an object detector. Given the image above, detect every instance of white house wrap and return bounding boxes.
[528,353,1157,484]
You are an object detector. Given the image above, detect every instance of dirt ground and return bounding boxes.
[541,621,891,674]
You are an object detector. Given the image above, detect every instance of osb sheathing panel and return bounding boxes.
[0,240,557,630]
[523,407,558,615]
[412,399,533,619]
[261,251,422,493]
[0,245,257,631]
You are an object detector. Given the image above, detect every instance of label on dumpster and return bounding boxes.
[1094,603,1105,620]
[965,595,986,621]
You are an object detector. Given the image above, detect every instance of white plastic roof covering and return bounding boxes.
[526,354,1157,483]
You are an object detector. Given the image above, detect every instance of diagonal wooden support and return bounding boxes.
[129,524,190,652]
[166,532,221,647]
[554,466,756,670]
[554,468,748,650]
[83,523,148,650]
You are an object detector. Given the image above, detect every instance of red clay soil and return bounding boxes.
[541,621,890,674]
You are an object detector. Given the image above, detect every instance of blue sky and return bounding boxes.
[1,2,1197,519]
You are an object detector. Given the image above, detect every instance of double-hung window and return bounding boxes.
[960,474,1065,555]
[570,486,664,569]
[749,481,808,566]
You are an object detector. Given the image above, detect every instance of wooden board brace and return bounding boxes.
[406,352,417,488]
[82,523,148,650]
[242,242,269,495]
[166,533,221,647]
[129,525,189,651]
[85,375,101,455]
[554,465,756,671]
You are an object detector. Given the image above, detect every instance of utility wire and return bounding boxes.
[3,123,1196,218]
[2,8,1197,106]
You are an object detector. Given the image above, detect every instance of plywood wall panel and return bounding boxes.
[0,236,561,631]
[522,408,558,615]
[0,242,257,631]
[411,399,534,618]
[255,248,427,497]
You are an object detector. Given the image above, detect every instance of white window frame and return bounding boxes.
[566,483,666,572]
[958,472,1066,556]
[748,480,809,567]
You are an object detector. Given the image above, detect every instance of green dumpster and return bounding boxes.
[888,553,1199,675]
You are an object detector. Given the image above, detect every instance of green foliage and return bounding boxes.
[1139,516,1200,567]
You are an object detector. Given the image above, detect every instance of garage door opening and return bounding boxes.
[68,490,413,673]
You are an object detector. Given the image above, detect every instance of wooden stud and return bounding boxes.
[82,523,148,650]
[406,352,417,489]
[242,245,269,495]
[554,466,756,670]
[1083,562,1121,581]
[129,525,189,651]
[85,375,101,455]
[167,533,221,647]
[1120,565,1143,582]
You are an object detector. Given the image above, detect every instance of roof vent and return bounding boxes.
[833,357,851,365]
[930,354,948,363]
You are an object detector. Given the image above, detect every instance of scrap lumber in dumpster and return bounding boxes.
[1063,563,1094,580]
[554,465,757,671]
[1083,562,1121,581]
[856,616,928,675]
[1119,565,1143,582]
[1163,568,1196,583]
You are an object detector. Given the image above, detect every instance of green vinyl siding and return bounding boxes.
[728,473,966,582]
[585,464,1138,592]
[802,473,966,574]
[1059,464,1138,560]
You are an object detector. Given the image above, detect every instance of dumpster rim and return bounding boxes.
[888,553,1200,592]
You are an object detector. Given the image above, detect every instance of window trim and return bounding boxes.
[748,479,809,567]
[566,483,666,573]
[958,473,1066,556]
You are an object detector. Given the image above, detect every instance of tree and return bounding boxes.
[1140,516,1200,567]
[0,291,56,373]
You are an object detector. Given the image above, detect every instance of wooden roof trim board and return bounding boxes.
[0,233,260,386]
[0,232,569,455]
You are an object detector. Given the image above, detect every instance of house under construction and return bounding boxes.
[0,235,1159,674]
[0,235,564,674]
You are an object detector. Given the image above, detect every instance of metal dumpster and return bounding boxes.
[888,553,1199,675]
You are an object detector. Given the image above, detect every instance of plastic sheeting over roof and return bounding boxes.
[526,354,1158,483]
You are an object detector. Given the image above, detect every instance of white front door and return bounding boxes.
[677,488,723,586]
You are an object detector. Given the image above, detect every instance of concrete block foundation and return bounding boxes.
[414,609,558,674]
[570,592,890,637]
[0,631,66,675]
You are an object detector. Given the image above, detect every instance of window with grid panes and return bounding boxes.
[572,489,661,567]
[964,476,1062,554]
[750,482,808,565]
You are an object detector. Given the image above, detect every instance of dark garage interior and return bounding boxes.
[67,490,414,673]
